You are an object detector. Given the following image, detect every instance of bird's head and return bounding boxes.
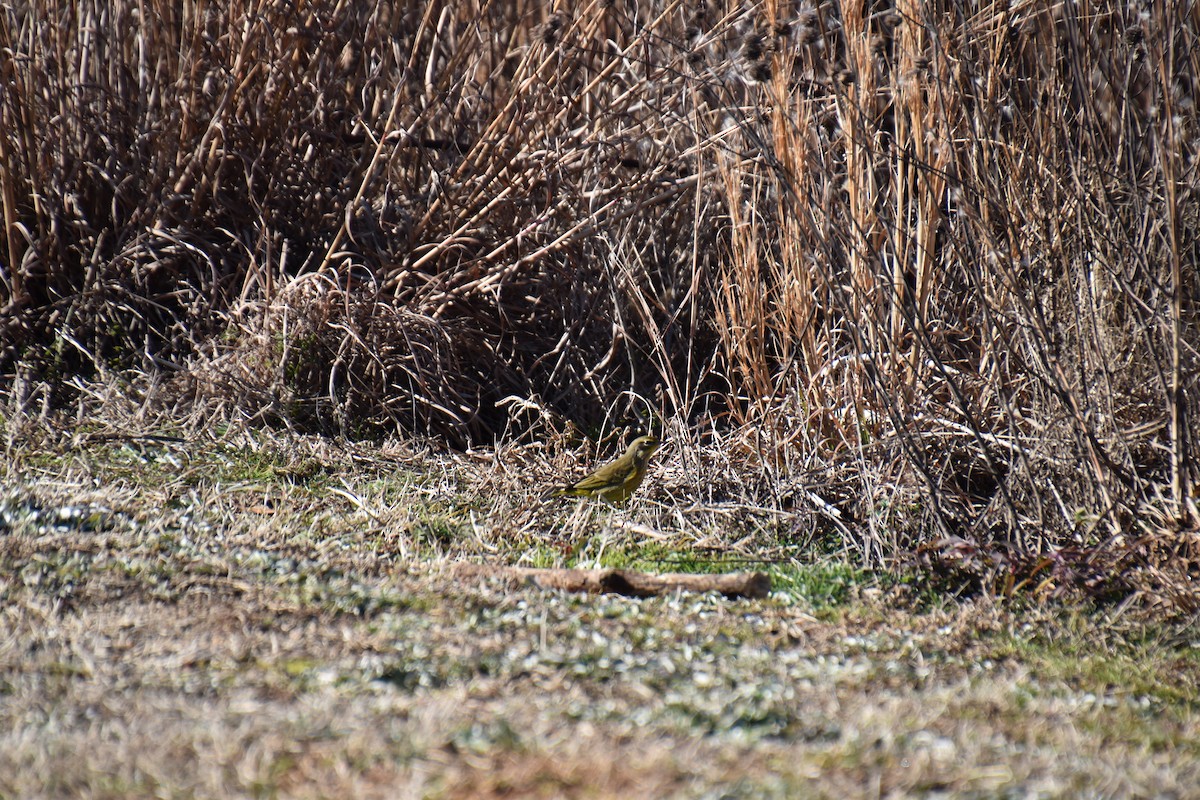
[628,434,661,462]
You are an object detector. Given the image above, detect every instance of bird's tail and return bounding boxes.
[543,486,582,501]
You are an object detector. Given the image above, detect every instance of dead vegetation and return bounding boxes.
[2,2,1199,602]
[2,428,1199,798]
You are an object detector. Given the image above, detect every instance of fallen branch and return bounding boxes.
[450,563,771,599]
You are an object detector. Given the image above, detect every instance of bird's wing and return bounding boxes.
[570,459,635,491]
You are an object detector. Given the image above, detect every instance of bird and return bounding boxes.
[548,434,661,503]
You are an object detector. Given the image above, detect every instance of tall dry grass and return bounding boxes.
[2,1,1197,604]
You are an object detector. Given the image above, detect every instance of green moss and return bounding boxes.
[769,562,875,610]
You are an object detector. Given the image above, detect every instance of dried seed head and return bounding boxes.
[742,32,766,63]
[540,13,567,46]
[750,61,772,83]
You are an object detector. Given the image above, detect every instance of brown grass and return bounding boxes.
[2,1,1199,606]
[1,426,1198,798]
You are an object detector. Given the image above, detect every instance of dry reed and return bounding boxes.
[2,0,1197,607]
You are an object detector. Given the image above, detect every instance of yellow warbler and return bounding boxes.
[549,435,661,503]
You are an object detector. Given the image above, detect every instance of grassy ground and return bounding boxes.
[2,421,1198,799]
